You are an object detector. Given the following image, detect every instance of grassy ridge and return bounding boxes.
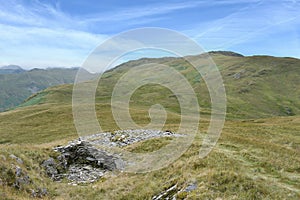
[14,53,300,118]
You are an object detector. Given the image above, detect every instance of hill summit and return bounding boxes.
[0,65,25,74]
[208,51,244,57]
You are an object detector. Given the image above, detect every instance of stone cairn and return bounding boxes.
[42,129,181,184]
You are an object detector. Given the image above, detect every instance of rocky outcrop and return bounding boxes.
[42,129,181,184]
[1,154,48,198]
[42,140,122,184]
[55,140,122,171]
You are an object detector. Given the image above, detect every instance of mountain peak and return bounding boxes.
[0,65,25,74]
[208,51,244,57]
[0,65,24,70]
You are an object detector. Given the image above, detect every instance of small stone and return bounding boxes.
[83,165,93,170]
[16,158,23,164]
[31,188,47,198]
[9,154,23,164]
[184,182,197,192]
[15,166,22,177]
[14,175,30,190]
[9,154,18,159]
[86,157,96,162]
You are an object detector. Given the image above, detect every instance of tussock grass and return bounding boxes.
[0,115,299,199]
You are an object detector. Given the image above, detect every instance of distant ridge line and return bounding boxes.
[208,51,244,57]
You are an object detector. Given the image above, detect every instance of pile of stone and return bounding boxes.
[42,140,123,184]
[42,129,181,184]
[82,129,181,147]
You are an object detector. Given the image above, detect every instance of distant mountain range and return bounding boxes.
[0,66,95,111]
[0,65,26,74]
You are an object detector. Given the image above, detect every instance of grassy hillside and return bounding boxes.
[0,68,94,111]
[1,51,299,143]
[0,52,299,199]
[15,52,300,118]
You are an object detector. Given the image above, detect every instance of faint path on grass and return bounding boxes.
[215,144,300,194]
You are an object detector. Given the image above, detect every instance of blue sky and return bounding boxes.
[0,0,300,68]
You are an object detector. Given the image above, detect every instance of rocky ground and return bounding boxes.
[1,154,48,198]
[81,129,182,147]
[42,129,182,184]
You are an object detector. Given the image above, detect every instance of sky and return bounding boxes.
[0,0,300,69]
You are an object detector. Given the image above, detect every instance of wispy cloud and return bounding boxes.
[189,0,300,54]
[79,0,263,26]
[81,1,203,24]
[0,0,88,31]
[0,0,105,68]
[0,0,300,67]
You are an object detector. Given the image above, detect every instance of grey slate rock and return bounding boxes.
[9,154,23,164]
[15,166,22,177]
[41,158,59,180]
[43,129,181,184]
[31,188,48,198]
[184,182,197,192]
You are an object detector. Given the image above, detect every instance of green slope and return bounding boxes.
[17,52,300,118]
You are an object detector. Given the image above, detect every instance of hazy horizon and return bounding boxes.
[2,50,300,71]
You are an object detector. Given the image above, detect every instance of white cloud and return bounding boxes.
[0,24,107,68]
[0,0,108,68]
[0,0,78,29]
